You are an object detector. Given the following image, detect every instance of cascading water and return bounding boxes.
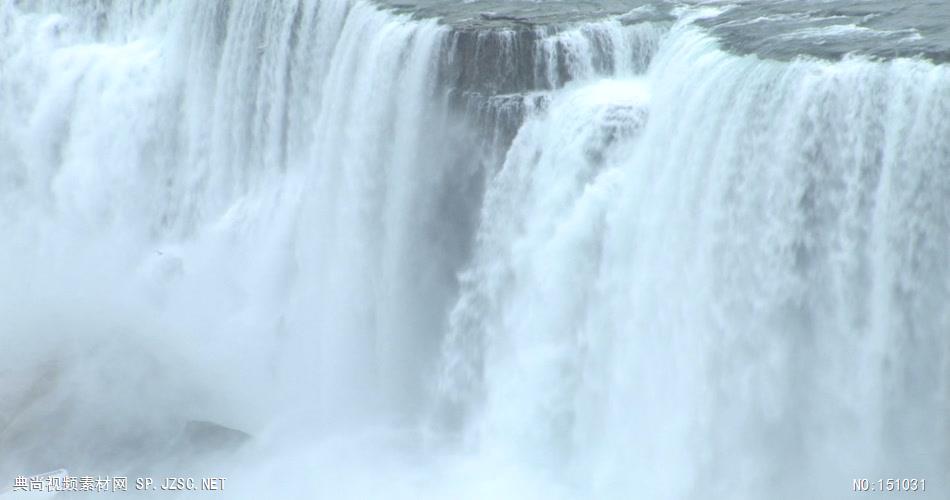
[1,1,948,499]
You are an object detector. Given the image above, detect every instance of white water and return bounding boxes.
[1,1,948,499]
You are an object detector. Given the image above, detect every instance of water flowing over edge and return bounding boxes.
[1,1,949,499]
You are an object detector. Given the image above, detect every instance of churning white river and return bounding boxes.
[1,1,948,498]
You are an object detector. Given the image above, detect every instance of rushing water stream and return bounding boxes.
[1,1,949,498]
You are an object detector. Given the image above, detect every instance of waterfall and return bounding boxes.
[1,1,948,498]
[443,19,950,497]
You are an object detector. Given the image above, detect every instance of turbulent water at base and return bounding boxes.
[1,0,949,498]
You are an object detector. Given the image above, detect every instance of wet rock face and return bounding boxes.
[0,350,250,480]
[434,27,552,158]
[429,11,666,165]
[370,0,671,156]
[178,421,250,456]
[383,0,670,95]
[1,409,250,480]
